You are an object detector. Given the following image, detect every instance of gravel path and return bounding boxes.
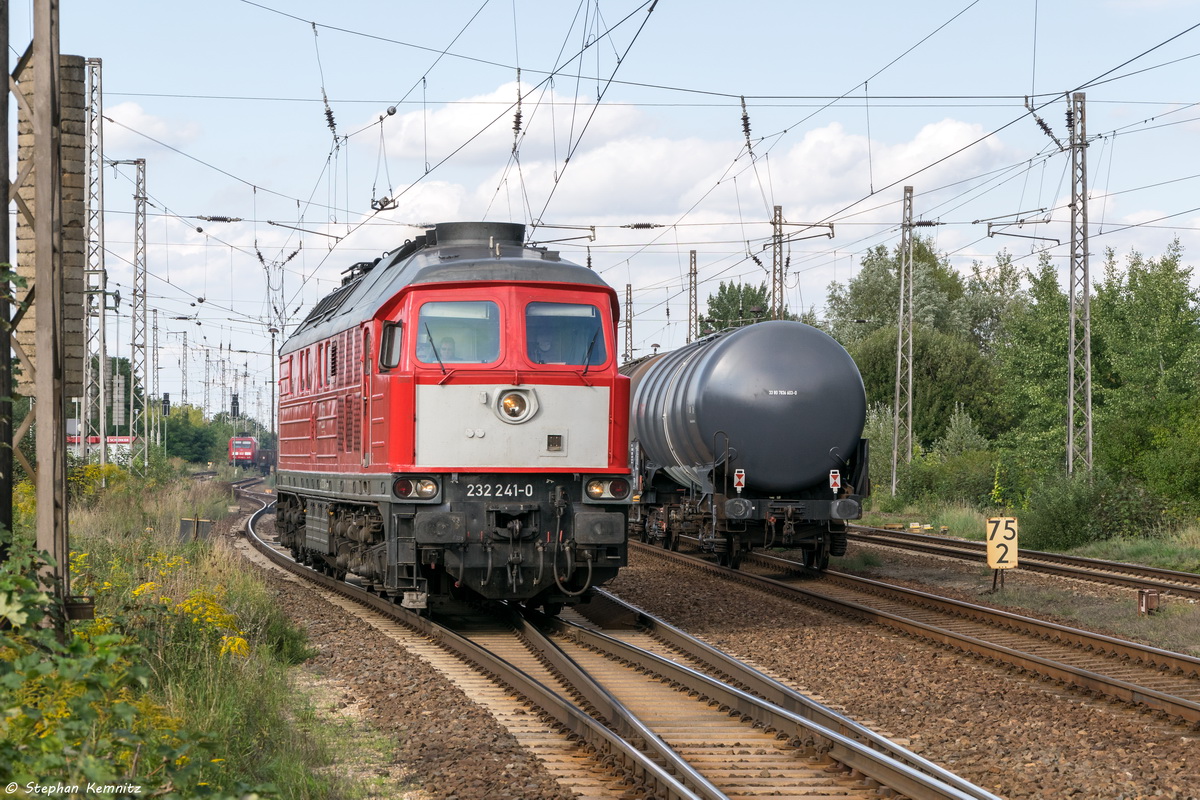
[250,563,578,799]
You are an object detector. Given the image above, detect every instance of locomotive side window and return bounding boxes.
[379,321,403,370]
[415,301,500,364]
[525,302,607,366]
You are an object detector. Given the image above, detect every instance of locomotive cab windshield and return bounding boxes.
[415,300,500,364]
[525,301,608,366]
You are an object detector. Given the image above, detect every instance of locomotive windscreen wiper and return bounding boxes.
[424,323,447,374]
[580,326,600,375]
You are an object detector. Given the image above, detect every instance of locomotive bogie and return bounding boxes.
[275,470,627,610]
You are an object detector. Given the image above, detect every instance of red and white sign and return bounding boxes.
[829,470,841,490]
[733,469,745,490]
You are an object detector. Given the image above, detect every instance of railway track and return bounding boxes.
[237,492,996,799]
[644,540,1200,728]
[848,525,1200,600]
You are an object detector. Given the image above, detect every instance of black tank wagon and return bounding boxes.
[624,320,869,568]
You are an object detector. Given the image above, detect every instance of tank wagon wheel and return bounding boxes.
[803,547,830,571]
[542,601,564,617]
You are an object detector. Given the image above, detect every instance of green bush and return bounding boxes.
[1020,470,1181,551]
[897,449,996,508]
[0,544,218,796]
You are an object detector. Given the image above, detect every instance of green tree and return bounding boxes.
[698,281,770,334]
[849,324,1003,447]
[825,237,969,348]
[163,405,220,463]
[1091,241,1200,496]
[990,253,1069,479]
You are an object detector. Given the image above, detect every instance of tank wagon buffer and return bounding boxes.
[623,320,870,569]
[273,221,633,614]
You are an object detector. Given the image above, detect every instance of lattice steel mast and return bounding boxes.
[131,158,147,470]
[687,250,697,343]
[82,57,107,467]
[1067,92,1093,474]
[770,205,784,319]
[624,284,633,361]
[890,186,914,495]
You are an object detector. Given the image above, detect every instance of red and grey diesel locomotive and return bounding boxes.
[229,435,258,468]
[274,221,631,613]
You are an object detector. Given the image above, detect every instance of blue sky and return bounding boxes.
[15,1,1200,416]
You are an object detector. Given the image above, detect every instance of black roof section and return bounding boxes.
[280,221,614,354]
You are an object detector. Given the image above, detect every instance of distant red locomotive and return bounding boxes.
[274,222,631,613]
[229,435,258,468]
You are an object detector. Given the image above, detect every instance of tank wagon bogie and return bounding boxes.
[624,320,869,569]
[274,222,631,613]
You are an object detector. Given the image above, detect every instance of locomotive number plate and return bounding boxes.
[466,482,536,498]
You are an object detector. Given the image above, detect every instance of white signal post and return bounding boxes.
[985,517,1018,592]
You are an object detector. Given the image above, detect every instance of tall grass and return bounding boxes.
[2,471,358,798]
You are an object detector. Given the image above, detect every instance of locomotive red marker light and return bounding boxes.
[393,478,413,497]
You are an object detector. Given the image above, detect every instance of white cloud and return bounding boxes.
[103,101,201,153]
[365,81,643,171]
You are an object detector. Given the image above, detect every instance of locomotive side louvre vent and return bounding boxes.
[352,396,363,453]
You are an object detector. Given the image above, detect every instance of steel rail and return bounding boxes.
[582,589,1003,800]
[243,499,704,800]
[634,541,1200,726]
[849,525,1200,600]
[530,613,989,800]
[751,549,1200,677]
[504,608,728,799]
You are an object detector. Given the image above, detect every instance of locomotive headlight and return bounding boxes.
[494,387,537,424]
[415,478,439,499]
[500,392,527,418]
[585,478,631,500]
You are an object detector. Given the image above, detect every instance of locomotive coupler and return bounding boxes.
[506,550,524,592]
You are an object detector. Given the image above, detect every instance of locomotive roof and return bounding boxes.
[280,221,613,354]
